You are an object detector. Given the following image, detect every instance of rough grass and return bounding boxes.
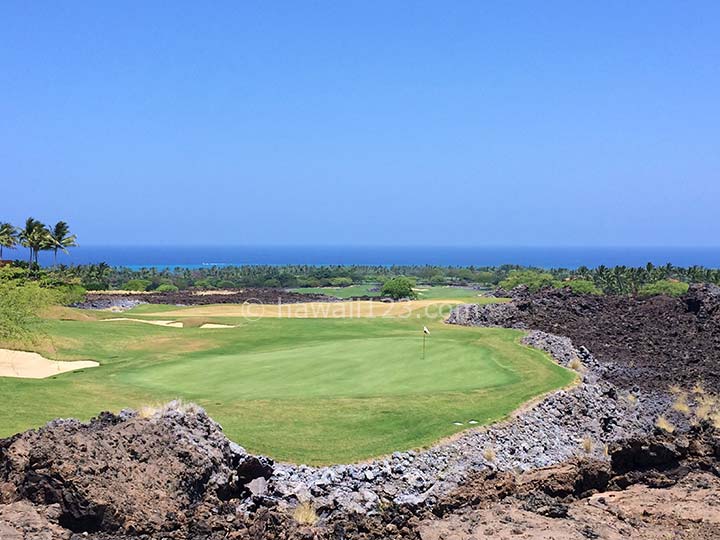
[656,415,675,433]
[567,357,582,371]
[672,393,691,415]
[0,300,574,465]
[292,502,318,525]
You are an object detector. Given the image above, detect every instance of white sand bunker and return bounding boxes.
[102,318,235,329]
[0,349,98,379]
[192,290,241,296]
[102,318,184,328]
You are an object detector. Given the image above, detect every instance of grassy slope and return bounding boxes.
[0,301,574,465]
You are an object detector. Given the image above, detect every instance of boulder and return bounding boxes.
[0,402,272,535]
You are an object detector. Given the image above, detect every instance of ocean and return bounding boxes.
[28,245,720,270]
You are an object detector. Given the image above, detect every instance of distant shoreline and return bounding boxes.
[30,245,720,269]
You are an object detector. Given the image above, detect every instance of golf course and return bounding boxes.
[0,290,575,465]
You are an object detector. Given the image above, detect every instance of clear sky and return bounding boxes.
[1,1,718,246]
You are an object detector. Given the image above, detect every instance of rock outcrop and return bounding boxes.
[0,402,272,536]
[448,284,720,391]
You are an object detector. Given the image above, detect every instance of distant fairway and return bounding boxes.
[288,284,485,300]
[0,297,574,464]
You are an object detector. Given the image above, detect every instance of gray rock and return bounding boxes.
[247,477,268,497]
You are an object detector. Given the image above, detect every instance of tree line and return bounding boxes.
[0,218,77,266]
[49,261,720,296]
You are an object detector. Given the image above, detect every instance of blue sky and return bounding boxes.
[1,1,718,246]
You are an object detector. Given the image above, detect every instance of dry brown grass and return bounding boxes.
[180,317,211,328]
[137,405,160,419]
[567,357,583,371]
[695,397,715,421]
[292,502,318,526]
[581,435,593,454]
[692,383,706,396]
[626,393,638,406]
[668,384,682,395]
[42,306,99,322]
[656,415,675,433]
[672,393,691,415]
[137,400,203,419]
[482,446,496,462]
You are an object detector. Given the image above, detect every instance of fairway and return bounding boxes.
[0,299,574,465]
[288,284,485,300]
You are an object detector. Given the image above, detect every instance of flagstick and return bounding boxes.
[423,332,426,360]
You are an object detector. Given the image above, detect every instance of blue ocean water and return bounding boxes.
[27,245,720,269]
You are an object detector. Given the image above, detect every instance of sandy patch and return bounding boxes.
[191,290,241,296]
[140,299,465,319]
[102,318,184,328]
[0,349,98,379]
[199,323,237,329]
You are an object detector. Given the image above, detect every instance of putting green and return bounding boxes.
[0,301,575,465]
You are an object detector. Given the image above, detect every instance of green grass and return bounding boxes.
[289,284,485,301]
[0,301,573,465]
[288,284,381,298]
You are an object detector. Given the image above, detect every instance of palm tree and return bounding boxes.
[0,222,18,259]
[18,217,51,267]
[49,221,78,266]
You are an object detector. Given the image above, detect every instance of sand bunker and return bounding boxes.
[102,318,235,329]
[143,299,465,319]
[102,318,184,328]
[191,290,241,296]
[0,349,98,379]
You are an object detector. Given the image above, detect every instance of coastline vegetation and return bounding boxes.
[1,215,716,316]
[31,261,718,298]
[0,217,77,267]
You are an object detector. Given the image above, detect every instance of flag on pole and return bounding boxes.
[422,326,430,360]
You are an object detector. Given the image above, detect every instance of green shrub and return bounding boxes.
[638,279,689,297]
[297,277,322,288]
[0,281,54,340]
[381,276,417,300]
[475,271,497,284]
[83,281,109,291]
[156,283,179,293]
[123,279,153,292]
[500,270,560,292]
[0,266,29,285]
[53,284,87,305]
[564,279,602,295]
[217,280,237,289]
[329,277,353,287]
